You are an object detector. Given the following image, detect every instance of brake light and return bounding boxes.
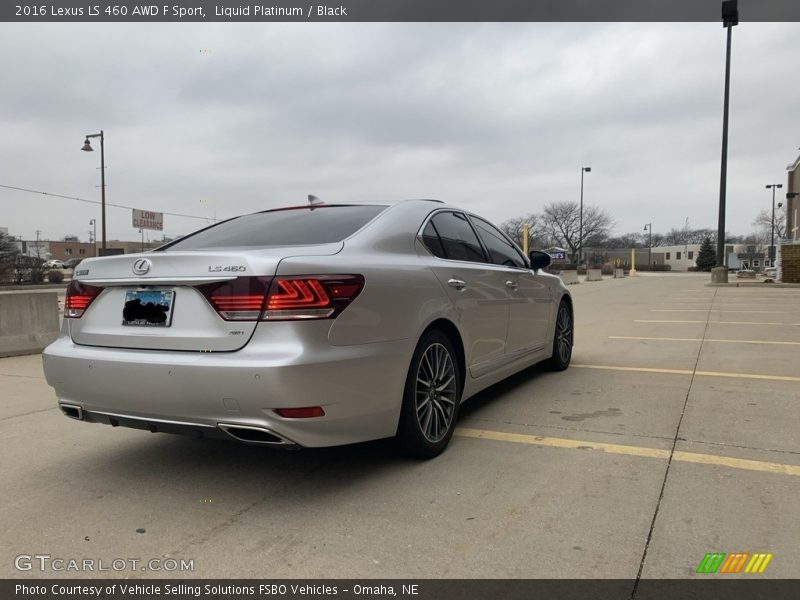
[262,275,364,320]
[195,277,271,321]
[195,275,364,322]
[64,280,103,318]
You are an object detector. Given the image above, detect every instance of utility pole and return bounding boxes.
[713,0,739,283]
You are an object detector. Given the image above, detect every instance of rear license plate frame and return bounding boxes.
[122,289,175,327]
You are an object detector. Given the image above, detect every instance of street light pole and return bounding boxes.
[644,223,652,268]
[579,166,591,265]
[715,0,738,274]
[82,130,106,252]
[766,183,782,266]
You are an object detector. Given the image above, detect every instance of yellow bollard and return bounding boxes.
[522,223,529,256]
[630,247,637,276]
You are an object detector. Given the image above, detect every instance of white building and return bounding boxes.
[658,245,701,271]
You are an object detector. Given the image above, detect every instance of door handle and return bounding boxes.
[447,278,467,291]
[505,280,519,290]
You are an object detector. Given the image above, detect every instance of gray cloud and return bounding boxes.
[1,22,798,243]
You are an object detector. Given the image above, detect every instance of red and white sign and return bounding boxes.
[132,209,163,231]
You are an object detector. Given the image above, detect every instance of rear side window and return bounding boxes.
[163,205,387,250]
[470,216,527,268]
[426,212,486,263]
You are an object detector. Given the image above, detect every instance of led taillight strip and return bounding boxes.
[197,275,364,322]
[64,281,103,318]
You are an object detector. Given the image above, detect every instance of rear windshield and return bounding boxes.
[163,205,387,250]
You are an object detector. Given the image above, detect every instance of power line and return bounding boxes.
[0,183,214,221]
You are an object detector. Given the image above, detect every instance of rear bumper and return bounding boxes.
[43,332,415,448]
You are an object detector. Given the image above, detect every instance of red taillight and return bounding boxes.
[195,277,271,321]
[195,275,364,322]
[267,279,330,310]
[275,406,326,418]
[262,275,364,321]
[64,280,103,318]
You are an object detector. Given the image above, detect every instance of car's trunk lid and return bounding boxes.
[68,245,341,351]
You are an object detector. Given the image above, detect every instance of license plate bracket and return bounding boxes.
[122,290,175,327]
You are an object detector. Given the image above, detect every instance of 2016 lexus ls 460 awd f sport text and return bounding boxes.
[43,199,574,458]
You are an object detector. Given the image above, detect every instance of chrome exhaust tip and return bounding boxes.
[217,423,295,446]
[60,403,84,420]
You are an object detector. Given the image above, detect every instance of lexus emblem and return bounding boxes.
[132,258,152,276]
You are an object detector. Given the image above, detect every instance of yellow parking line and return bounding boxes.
[635,319,787,326]
[455,428,670,459]
[609,336,800,346]
[572,364,693,376]
[572,363,800,383]
[454,428,800,477]
[672,451,800,477]
[650,309,787,314]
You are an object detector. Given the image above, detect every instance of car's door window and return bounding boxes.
[427,212,486,263]
[421,221,447,259]
[470,217,527,268]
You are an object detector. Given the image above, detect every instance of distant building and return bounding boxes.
[48,241,96,261]
[787,153,800,242]
[102,240,164,254]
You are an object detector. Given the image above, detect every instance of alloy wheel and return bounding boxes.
[414,342,457,443]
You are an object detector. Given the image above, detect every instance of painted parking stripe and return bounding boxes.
[650,309,787,314]
[572,364,800,383]
[635,319,789,326]
[609,336,800,346]
[454,428,800,477]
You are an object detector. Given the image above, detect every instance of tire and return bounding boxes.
[544,299,573,371]
[396,330,461,459]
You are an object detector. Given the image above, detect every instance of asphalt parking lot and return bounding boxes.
[1,273,798,580]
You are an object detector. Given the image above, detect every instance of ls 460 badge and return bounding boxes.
[208,265,246,272]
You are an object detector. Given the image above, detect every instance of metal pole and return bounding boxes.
[716,25,733,266]
[648,226,652,267]
[771,185,776,266]
[579,169,584,265]
[100,130,106,251]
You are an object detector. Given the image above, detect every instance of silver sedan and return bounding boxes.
[43,200,573,458]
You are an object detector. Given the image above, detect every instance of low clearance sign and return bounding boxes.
[132,209,163,231]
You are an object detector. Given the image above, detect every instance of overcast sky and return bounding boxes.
[1,22,798,243]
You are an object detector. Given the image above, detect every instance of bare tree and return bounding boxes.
[599,233,644,248]
[499,214,551,251]
[540,201,613,263]
[753,207,786,240]
[0,232,20,282]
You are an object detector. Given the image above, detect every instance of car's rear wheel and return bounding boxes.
[396,330,461,459]
[544,299,573,371]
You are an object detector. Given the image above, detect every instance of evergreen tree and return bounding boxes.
[696,237,716,271]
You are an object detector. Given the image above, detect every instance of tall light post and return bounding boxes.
[765,183,782,266]
[643,223,653,268]
[81,131,106,252]
[579,166,591,265]
[714,0,738,280]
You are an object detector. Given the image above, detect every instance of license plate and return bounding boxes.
[122,290,175,327]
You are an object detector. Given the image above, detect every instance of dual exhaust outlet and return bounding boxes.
[59,403,295,446]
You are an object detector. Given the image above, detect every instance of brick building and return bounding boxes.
[47,241,96,261]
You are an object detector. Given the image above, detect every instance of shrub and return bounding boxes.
[47,269,64,283]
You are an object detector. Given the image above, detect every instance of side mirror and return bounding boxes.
[529,250,552,271]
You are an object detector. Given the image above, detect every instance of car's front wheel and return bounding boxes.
[544,299,573,371]
[396,330,461,459]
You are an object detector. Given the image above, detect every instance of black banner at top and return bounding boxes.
[3,0,800,23]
